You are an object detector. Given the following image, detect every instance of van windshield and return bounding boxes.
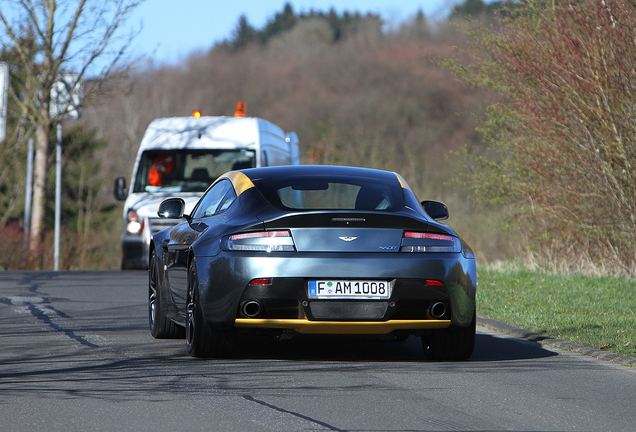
[132,149,255,193]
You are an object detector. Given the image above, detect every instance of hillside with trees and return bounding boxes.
[0,2,517,270]
[74,5,505,270]
[12,0,629,274]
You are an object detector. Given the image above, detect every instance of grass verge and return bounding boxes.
[477,262,636,358]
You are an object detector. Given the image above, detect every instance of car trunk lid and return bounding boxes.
[290,227,402,252]
[259,212,438,253]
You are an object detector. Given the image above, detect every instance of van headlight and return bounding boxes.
[126,210,144,235]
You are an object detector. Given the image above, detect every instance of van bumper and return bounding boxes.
[122,241,149,269]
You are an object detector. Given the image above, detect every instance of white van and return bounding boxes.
[114,111,300,269]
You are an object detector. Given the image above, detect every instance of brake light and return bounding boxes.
[223,230,295,252]
[401,231,460,253]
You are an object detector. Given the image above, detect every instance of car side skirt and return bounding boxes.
[233,318,451,334]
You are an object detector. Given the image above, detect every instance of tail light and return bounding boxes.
[401,232,460,253]
[222,230,295,252]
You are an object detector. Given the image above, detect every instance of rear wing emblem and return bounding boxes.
[339,236,358,242]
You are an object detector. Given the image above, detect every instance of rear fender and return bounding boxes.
[194,255,244,328]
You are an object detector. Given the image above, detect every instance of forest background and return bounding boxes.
[2,0,632,277]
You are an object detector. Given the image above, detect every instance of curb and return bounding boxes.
[477,316,636,366]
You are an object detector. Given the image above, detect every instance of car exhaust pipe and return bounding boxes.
[429,302,447,319]
[242,300,262,318]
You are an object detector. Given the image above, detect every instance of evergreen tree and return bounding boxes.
[221,4,384,50]
[258,3,297,43]
[44,124,115,238]
[230,15,257,51]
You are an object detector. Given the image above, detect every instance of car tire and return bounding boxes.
[186,260,235,358]
[422,310,476,361]
[149,250,184,339]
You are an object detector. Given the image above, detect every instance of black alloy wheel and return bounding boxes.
[149,250,183,339]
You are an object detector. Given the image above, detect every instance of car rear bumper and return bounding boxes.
[194,251,476,330]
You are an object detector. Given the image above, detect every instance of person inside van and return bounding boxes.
[148,153,175,187]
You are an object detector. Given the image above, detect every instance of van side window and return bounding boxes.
[191,180,235,218]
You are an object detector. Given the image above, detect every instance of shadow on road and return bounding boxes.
[0,329,577,403]
[229,331,558,362]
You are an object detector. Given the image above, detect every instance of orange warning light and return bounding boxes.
[234,101,246,117]
[192,110,202,118]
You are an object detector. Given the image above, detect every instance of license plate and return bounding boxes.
[308,280,390,299]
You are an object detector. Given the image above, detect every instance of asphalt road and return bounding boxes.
[1,271,634,432]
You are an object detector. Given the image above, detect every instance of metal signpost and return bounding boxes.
[24,138,34,243]
[0,62,8,143]
[50,74,84,270]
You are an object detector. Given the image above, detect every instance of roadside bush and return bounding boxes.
[0,223,121,271]
[442,0,636,277]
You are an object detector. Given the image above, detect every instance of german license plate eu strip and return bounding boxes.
[308,280,390,299]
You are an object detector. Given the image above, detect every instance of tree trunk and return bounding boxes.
[29,119,50,253]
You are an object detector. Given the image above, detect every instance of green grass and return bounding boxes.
[477,262,636,358]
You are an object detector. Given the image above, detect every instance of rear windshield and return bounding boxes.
[252,175,404,212]
[133,149,255,193]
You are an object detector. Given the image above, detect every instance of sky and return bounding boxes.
[126,0,458,65]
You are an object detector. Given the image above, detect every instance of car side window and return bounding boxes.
[191,180,235,218]
[216,188,236,213]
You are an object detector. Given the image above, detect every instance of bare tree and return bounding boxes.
[0,0,143,252]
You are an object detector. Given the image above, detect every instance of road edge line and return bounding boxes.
[477,315,636,367]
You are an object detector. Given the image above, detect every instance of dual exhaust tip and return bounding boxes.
[242,300,262,318]
[429,301,447,319]
[242,299,448,319]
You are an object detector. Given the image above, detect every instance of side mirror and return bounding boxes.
[158,198,185,219]
[421,200,449,221]
[114,177,128,201]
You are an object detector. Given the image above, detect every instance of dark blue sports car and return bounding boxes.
[149,165,476,360]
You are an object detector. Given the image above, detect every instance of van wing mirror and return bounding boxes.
[421,200,449,221]
[114,177,128,201]
[158,198,185,219]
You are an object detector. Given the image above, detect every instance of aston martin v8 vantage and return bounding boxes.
[149,165,476,360]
